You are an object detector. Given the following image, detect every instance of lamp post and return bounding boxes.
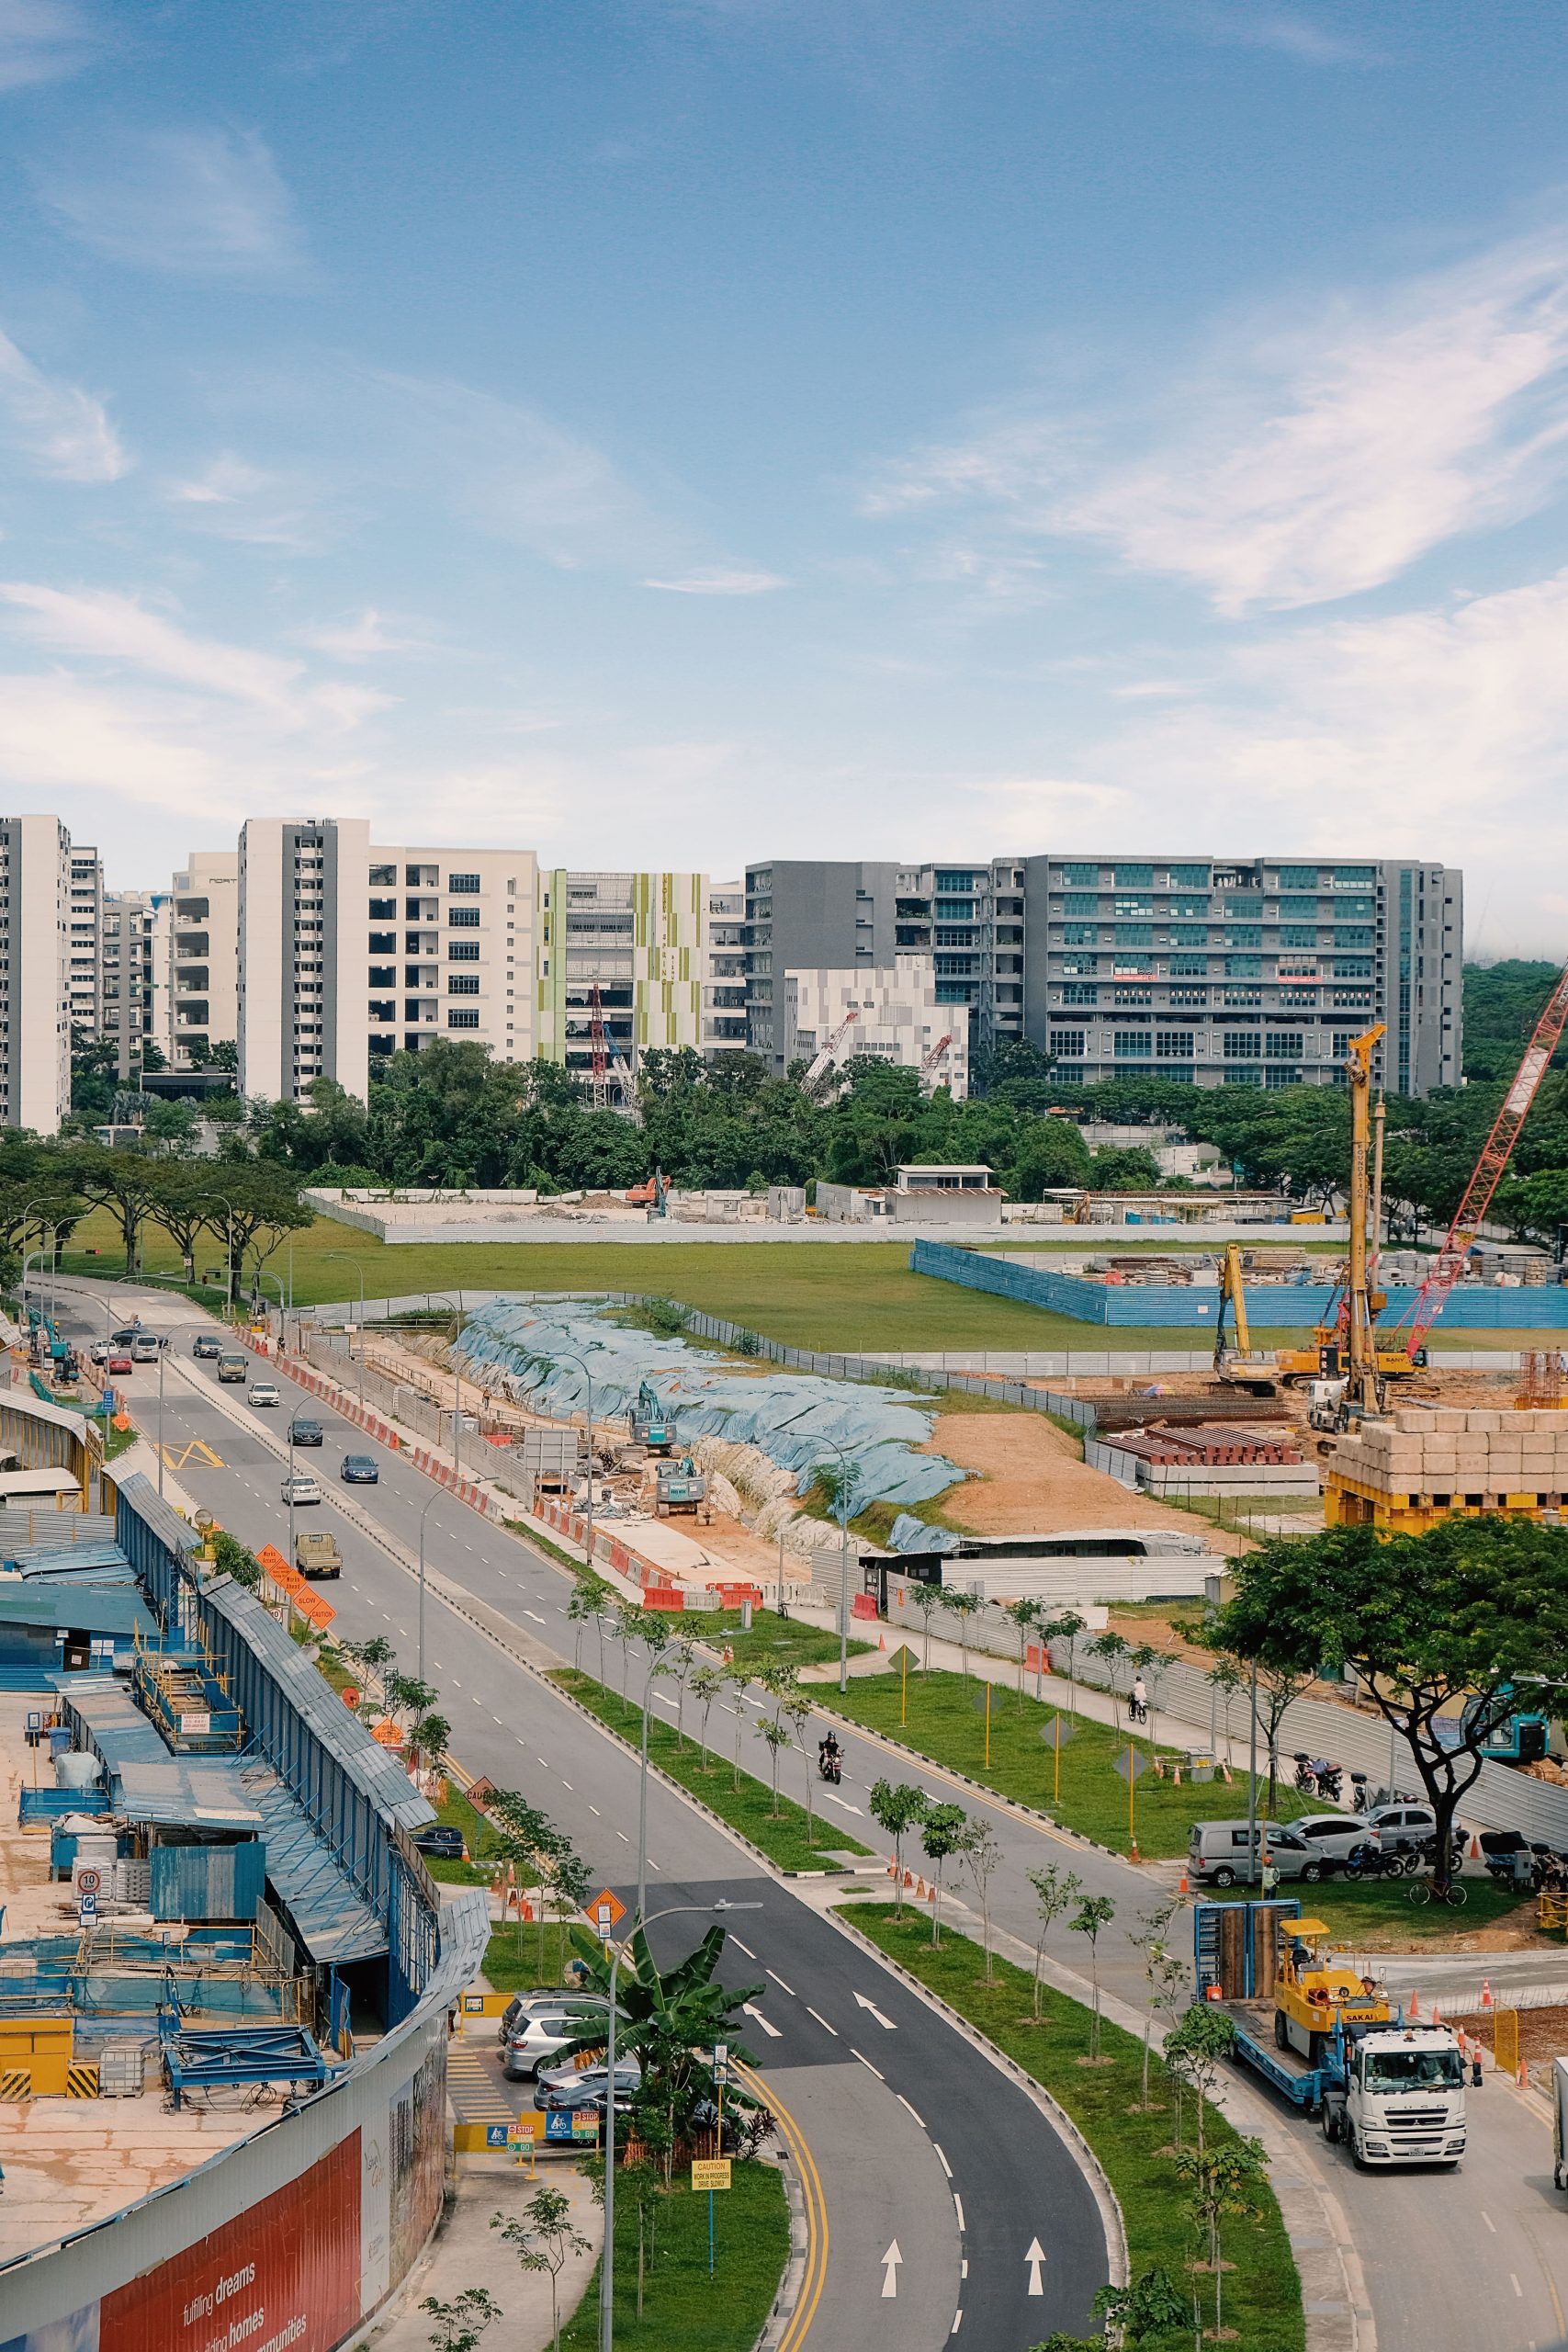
[555,1351,597,1572]
[416,1487,442,1687]
[811,1434,859,1695]
[17,1199,66,1324]
[428,1294,467,1487]
[598,1899,761,2352]
[323,1252,367,1404]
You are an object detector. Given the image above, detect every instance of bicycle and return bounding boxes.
[1405,1875,1468,1907]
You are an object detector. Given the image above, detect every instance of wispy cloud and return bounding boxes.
[1186,6,1370,65]
[643,566,786,595]
[32,125,307,277]
[866,231,1568,613]
[0,325,127,481]
[304,607,437,661]
[164,452,331,550]
[0,0,98,93]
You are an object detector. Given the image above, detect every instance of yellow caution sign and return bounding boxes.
[691,2158,732,2192]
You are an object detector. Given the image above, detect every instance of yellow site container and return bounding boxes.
[0,2016,73,2097]
[1325,1471,1558,1536]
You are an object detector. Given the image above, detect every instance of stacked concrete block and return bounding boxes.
[1327,1405,1568,1530]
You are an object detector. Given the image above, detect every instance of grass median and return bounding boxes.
[841,1902,1304,2352]
[550,1666,870,1871]
[558,2158,789,2352]
[816,1668,1314,1859]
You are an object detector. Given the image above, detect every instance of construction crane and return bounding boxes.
[1307,1023,1388,1430]
[919,1031,954,1087]
[1213,1242,1279,1394]
[801,1007,861,1098]
[1404,960,1568,1358]
[588,982,639,1118]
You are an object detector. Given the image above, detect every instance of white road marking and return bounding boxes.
[807,2006,838,2036]
[1512,2275,1523,2299]
[880,2241,902,2300]
[766,1970,795,1996]
[852,1990,897,2030]
[741,2003,782,2041]
[851,2047,885,2081]
[589,1805,601,1817]
[933,2143,953,2179]
[524,1610,546,1624]
[1482,2211,1496,2233]
[729,1937,756,1958]
[822,1792,863,1815]
[950,2312,963,2336]
[960,2260,968,2280]
[616,1831,630,1842]
[897,2093,923,2126]
[1025,2237,1045,2295]
[561,1781,572,1791]
[953,2193,965,2233]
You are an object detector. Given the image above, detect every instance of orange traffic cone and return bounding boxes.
[903,1868,913,1888]
[1430,2001,1441,2027]
[1481,1977,1493,2008]
[915,1876,926,1900]
[1178,1871,1190,1895]
[1407,1992,1420,2020]
[1519,2060,1530,2089]
[1470,1833,1482,1860]
[927,1881,936,1904]
[878,1634,886,1650]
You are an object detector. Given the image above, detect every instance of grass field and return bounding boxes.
[550,1667,871,1871]
[842,1903,1303,2352]
[814,1668,1314,1859]
[558,2159,789,2352]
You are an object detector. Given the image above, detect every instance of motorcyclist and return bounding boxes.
[818,1733,841,1777]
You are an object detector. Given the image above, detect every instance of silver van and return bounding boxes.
[1188,1820,1325,1889]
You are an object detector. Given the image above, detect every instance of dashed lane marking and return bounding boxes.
[807,2007,838,2037]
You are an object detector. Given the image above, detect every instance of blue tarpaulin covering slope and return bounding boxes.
[453,1299,968,1510]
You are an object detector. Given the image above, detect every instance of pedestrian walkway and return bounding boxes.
[355,2158,601,2351]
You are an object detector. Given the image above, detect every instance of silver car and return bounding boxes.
[502,2008,604,2081]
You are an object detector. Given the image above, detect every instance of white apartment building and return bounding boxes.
[0,816,71,1133]
[101,888,174,1083]
[238,818,371,1104]
[67,846,102,1042]
[536,869,706,1097]
[367,842,537,1069]
[783,954,969,1098]
[169,849,238,1069]
[704,882,748,1056]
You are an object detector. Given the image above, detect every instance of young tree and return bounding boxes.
[492,2187,592,2352]
[1088,1629,1132,1713]
[690,1664,726,1771]
[422,2286,502,2352]
[726,1663,751,1792]
[919,1802,968,1948]
[1175,2135,1270,2344]
[960,1819,1004,1983]
[1010,1596,1048,1700]
[1128,1643,1170,1754]
[1163,2004,1235,2158]
[1128,1898,1181,2109]
[1040,1610,1087,1715]
[668,1631,699,1747]
[1090,2265,1188,2349]
[939,1588,983,1679]
[783,1692,820,1848]
[540,1840,592,1974]
[755,1713,792,1817]
[566,1576,612,1675]
[1069,1893,1116,2059]
[1026,1861,1083,2024]
[1209,1516,1568,1891]
[408,1711,450,1771]
[869,1779,930,1918]
[909,1580,944,1671]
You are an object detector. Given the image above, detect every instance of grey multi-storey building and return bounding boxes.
[746,852,1461,1095]
[743,857,1026,1071]
[67,845,102,1044]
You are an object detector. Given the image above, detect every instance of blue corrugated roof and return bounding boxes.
[53,1671,168,1768]
[114,1758,263,1831]
[15,1541,132,1581]
[236,1759,386,1965]
[0,1582,156,1637]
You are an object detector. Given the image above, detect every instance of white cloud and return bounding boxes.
[0,0,97,93]
[164,453,330,550]
[33,126,306,276]
[867,231,1568,613]
[304,608,437,661]
[643,567,786,595]
[0,582,300,705]
[1187,6,1369,65]
[0,325,127,481]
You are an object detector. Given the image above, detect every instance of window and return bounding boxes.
[934,870,977,893]
[368,898,396,919]
[1060,862,1100,886]
[1059,954,1097,975]
[1334,957,1373,978]
[1279,988,1318,1008]
[1113,986,1152,1006]
[934,900,977,922]
[447,974,480,995]
[1265,1066,1301,1089]
[1280,926,1318,949]
[1332,988,1374,1009]
[1224,956,1261,978]
[1062,925,1098,945]
[1114,924,1154,947]
[449,907,481,928]
[1050,1029,1087,1059]
[448,940,480,962]
[1168,986,1207,1007]
[1061,983,1098,1004]
[1223,926,1262,948]
[1333,866,1375,888]
[1166,863,1210,888]
[368,966,396,987]
[370,1034,396,1056]
[1114,864,1154,888]
[368,1000,396,1022]
[1170,954,1208,978]
[1333,928,1372,951]
[935,955,977,976]
[406,863,436,887]
[1168,898,1210,919]
[1170,925,1209,946]
[1224,1032,1262,1058]
[1266,1032,1304,1058]
[1335,896,1375,919]
[1223,894,1263,917]
[1224,987,1262,1008]
[1113,1031,1152,1057]
[935,926,976,945]
[1063,894,1100,916]
[369,931,397,954]
[1156,1030,1195,1057]
[1278,865,1320,891]
[1113,896,1153,918]
[369,864,396,887]
[447,1009,480,1029]
[1278,896,1321,920]
[448,872,480,894]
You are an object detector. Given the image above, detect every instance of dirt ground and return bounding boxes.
[926,1409,1256,1557]
[1450,2001,1568,2064]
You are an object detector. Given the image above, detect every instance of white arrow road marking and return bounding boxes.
[1025,2238,1046,2296]
[881,2241,902,2299]
[822,1792,863,1814]
[853,1990,897,2030]
[741,2003,782,2040]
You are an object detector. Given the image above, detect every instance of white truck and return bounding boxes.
[1316,2026,1468,2168]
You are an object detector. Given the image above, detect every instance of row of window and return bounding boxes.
[1049,1028,1326,1061]
[1054,864,1374,890]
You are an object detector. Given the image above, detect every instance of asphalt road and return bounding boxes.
[72,1286,1109,2352]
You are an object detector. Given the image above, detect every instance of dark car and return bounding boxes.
[412,1825,465,1860]
[340,1454,379,1484]
[533,2058,641,2112]
[192,1334,221,1359]
[289,1417,325,1447]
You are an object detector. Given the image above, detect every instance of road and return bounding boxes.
[70,1285,1109,2352]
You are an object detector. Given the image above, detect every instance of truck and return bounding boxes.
[296,1531,343,1581]
[217,1351,249,1384]
[1195,1899,1467,2168]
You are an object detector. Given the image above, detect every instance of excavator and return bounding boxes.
[1212,1244,1280,1395]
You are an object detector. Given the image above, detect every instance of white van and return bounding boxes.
[1188,1820,1326,1889]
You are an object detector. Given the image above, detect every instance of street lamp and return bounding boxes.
[810,1433,860,1695]
[598,1899,761,2352]
[416,1487,442,1687]
[428,1294,468,1487]
[196,1192,238,1316]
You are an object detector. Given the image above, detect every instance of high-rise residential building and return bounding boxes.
[743,857,1025,1073]
[0,816,70,1134]
[367,842,537,1069]
[66,846,102,1043]
[1021,854,1463,1094]
[703,883,748,1056]
[169,850,239,1069]
[100,888,174,1083]
[536,870,706,1094]
[237,818,371,1104]
[783,955,968,1096]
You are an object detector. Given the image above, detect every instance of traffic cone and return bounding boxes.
[887,1859,897,1878]
[1470,1833,1482,1860]
[1406,1992,1419,2020]
[927,1881,936,1905]
[1482,1977,1493,2008]
[903,1868,913,1888]
[915,1876,926,1899]
[1430,2001,1441,2027]
[1178,1871,1190,1895]
[878,1634,886,1650]
[1519,2060,1529,2089]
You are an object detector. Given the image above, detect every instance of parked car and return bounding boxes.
[1188,1819,1335,1888]
[107,1352,132,1376]
[130,1334,163,1362]
[340,1453,379,1484]
[90,1340,111,1364]
[1290,1814,1381,1870]
[280,1473,322,1506]
[248,1381,281,1408]
[534,2056,641,2112]
[192,1333,221,1359]
[412,1825,467,1860]
[502,2011,604,2080]
[289,1417,324,1447]
[1364,1803,1471,1860]
[495,1991,605,2045]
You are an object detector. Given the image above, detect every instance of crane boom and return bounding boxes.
[919,1031,953,1080]
[1406,962,1568,1355]
[802,1008,861,1096]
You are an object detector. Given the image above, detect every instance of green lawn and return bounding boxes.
[1215,1872,1538,1949]
[815,1668,1314,1859]
[550,1667,870,1871]
[678,1608,874,1676]
[559,2160,789,2352]
[842,1904,1303,2352]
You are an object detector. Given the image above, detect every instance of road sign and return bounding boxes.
[1039,1718,1076,1746]
[507,2118,539,2146]
[692,2158,732,2192]
[885,1645,920,1675]
[76,1868,101,1895]
[587,1885,626,1935]
[1112,1746,1152,1782]
[78,1892,97,1922]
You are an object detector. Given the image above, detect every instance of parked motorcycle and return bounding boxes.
[1341,1840,1403,1882]
[1292,1753,1344,1802]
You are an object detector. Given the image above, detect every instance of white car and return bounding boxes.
[248,1381,282,1408]
[90,1340,111,1364]
[1291,1814,1380,1869]
[281,1473,322,1506]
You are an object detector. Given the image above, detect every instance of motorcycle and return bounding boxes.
[818,1747,842,1785]
[1341,1840,1403,1882]
[1292,1753,1343,1802]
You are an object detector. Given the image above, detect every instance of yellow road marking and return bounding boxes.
[159,1437,225,1469]
[736,2058,828,2352]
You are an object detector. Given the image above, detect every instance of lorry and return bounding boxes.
[296,1531,343,1581]
[217,1351,249,1384]
[1195,1899,1467,2168]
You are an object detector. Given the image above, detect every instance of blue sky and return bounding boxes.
[1,1,1566,951]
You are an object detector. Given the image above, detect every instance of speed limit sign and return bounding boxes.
[77,1868,101,1894]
